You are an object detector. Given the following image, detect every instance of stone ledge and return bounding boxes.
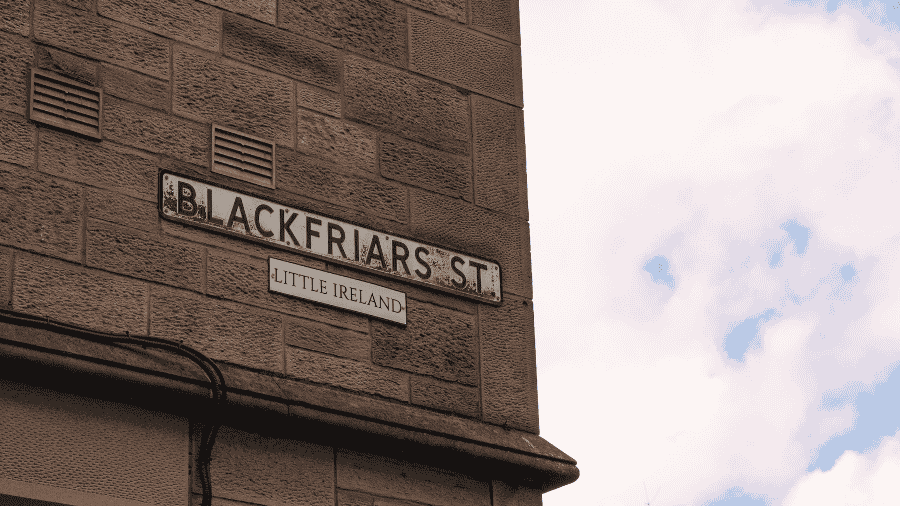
[0,309,578,493]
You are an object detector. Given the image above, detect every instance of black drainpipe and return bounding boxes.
[0,309,225,506]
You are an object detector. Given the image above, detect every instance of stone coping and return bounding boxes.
[0,309,578,493]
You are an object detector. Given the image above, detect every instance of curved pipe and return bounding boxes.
[0,309,226,506]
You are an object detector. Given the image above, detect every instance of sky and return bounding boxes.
[521,0,900,504]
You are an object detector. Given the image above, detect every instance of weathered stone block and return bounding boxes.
[372,300,477,385]
[150,285,283,372]
[35,46,98,86]
[34,0,171,79]
[0,248,11,306]
[480,295,538,433]
[13,254,148,334]
[471,0,520,43]
[297,109,377,172]
[99,0,221,51]
[87,219,204,291]
[337,449,490,506]
[279,0,407,66]
[298,83,342,117]
[287,347,410,401]
[0,164,81,261]
[409,12,521,107]
[0,113,34,167]
[345,56,470,156]
[88,188,159,232]
[397,0,464,22]
[0,0,30,36]
[492,481,542,506]
[0,30,32,113]
[199,0,275,25]
[104,97,209,166]
[287,317,371,362]
[209,425,334,506]
[206,250,369,332]
[100,64,169,111]
[0,380,188,505]
[277,148,407,223]
[410,189,531,298]
[40,127,157,200]
[381,135,471,200]
[472,95,527,219]
[173,46,294,147]
[338,490,374,506]
[224,13,341,90]
[410,375,479,418]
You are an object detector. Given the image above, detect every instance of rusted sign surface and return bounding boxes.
[270,258,407,324]
[160,172,502,303]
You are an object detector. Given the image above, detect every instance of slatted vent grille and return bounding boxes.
[29,69,102,139]
[212,125,275,188]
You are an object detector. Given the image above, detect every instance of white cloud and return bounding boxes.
[783,432,900,506]
[523,0,900,504]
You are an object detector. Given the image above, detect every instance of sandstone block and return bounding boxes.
[472,95,527,219]
[337,449,490,506]
[40,127,157,200]
[104,97,209,166]
[279,0,407,66]
[0,113,34,167]
[34,0,170,79]
[35,46,98,86]
[398,0,464,22]
[206,250,369,332]
[173,46,294,147]
[100,64,169,111]
[88,188,159,232]
[344,56,470,156]
[298,83,342,117]
[0,380,188,505]
[338,490,374,506]
[297,109,377,172]
[410,190,531,298]
[410,375,479,418]
[209,425,333,506]
[287,347,410,401]
[0,164,81,261]
[0,0,30,36]
[0,30,32,113]
[287,317,371,362]
[470,0,520,43]
[492,481,542,506]
[0,249,11,306]
[224,13,341,90]
[150,285,283,372]
[409,12,521,106]
[381,135,471,200]
[13,254,147,334]
[372,300,477,385]
[479,295,538,433]
[99,0,221,51]
[199,0,275,25]
[87,219,204,291]
[277,148,407,223]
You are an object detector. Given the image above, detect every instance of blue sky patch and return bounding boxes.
[810,362,900,471]
[705,487,769,506]
[724,309,778,361]
[644,255,674,288]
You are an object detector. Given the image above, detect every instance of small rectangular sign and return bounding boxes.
[269,258,407,325]
[159,171,501,303]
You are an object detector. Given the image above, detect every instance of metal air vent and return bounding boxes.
[212,125,275,188]
[28,69,102,139]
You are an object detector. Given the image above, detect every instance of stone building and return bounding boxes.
[0,0,579,505]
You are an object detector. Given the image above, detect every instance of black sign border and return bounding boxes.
[158,170,503,306]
